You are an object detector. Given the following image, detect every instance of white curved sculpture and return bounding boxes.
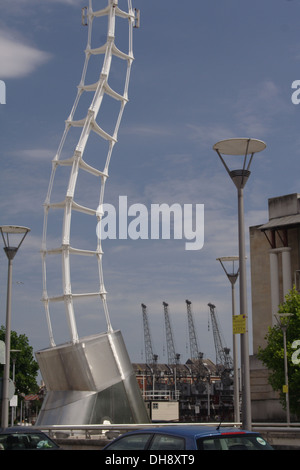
[36,1,148,425]
[41,0,136,346]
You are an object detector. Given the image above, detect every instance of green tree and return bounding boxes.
[0,326,39,396]
[257,287,300,418]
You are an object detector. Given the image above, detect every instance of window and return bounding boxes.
[0,433,58,450]
[106,433,152,450]
[149,434,185,450]
[197,433,273,450]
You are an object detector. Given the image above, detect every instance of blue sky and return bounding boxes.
[0,0,300,370]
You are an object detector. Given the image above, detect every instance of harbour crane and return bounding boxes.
[185,300,208,381]
[141,303,157,366]
[162,302,180,365]
[185,300,202,361]
[208,303,233,377]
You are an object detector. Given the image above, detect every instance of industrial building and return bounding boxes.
[134,302,236,422]
[132,359,235,422]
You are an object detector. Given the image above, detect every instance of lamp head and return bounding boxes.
[213,138,266,189]
[0,225,30,260]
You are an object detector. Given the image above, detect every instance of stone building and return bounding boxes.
[249,193,300,421]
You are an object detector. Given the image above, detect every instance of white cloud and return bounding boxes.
[2,0,81,8]
[186,79,290,146]
[0,30,51,79]
[186,123,236,148]
[16,148,55,161]
[122,124,175,137]
[233,79,290,137]
[50,0,82,4]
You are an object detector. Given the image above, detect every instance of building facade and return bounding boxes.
[249,193,300,421]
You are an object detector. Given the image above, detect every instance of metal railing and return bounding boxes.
[25,421,299,439]
[142,390,180,401]
[33,422,242,439]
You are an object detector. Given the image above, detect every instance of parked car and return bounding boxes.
[102,425,273,450]
[0,427,60,450]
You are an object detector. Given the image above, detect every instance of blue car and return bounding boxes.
[103,425,273,451]
[0,427,60,450]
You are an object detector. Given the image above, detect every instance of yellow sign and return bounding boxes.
[233,315,246,334]
[283,385,288,394]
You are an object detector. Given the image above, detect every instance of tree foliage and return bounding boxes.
[0,326,39,396]
[257,287,300,418]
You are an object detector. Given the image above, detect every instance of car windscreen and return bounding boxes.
[197,433,273,450]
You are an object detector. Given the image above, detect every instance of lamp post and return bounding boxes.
[0,225,30,428]
[275,313,292,425]
[217,256,240,423]
[10,349,21,426]
[213,138,266,430]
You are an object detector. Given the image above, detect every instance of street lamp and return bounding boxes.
[213,138,266,430]
[217,256,240,423]
[0,225,30,428]
[275,313,292,425]
[10,349,21,426]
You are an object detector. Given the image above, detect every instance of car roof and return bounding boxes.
[121,425,253,438]
[0,427,46,435]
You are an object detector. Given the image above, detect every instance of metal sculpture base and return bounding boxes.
[35,330,149,425]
